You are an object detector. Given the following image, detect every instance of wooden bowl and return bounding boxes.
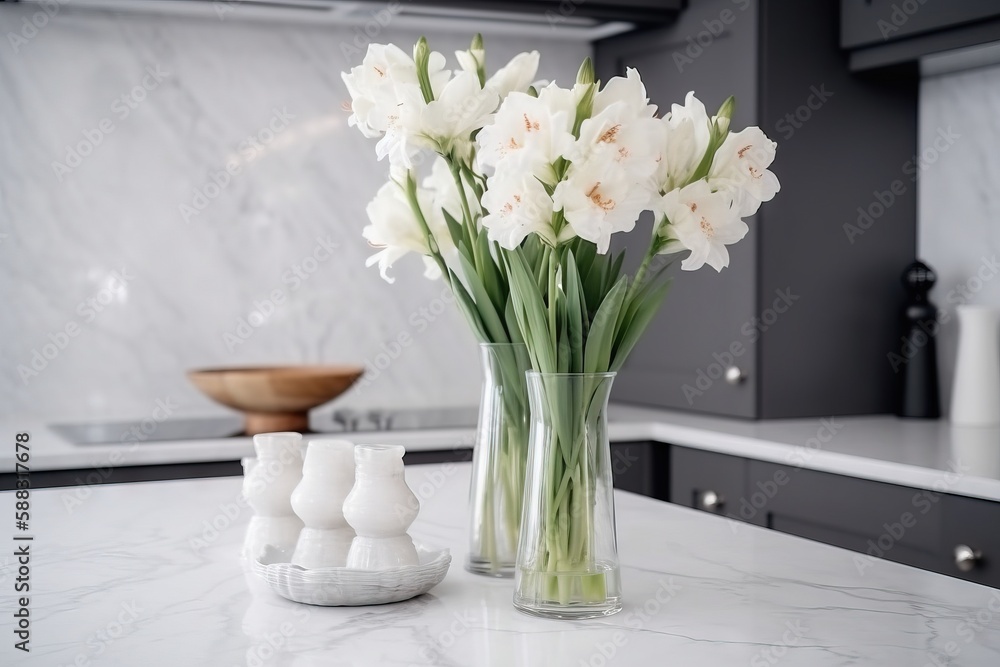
[187,365,364,435]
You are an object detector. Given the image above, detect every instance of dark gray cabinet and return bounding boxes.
[669,446,746,516]
[943,494,1000,589]
[744,460,948,575]
[610,441,670,500]
[841,0,1000,71]
[597,0,919,419]
[351,0,683,24]
[669,444,1000,588]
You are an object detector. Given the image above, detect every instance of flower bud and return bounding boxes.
[576,57,595,85]
[470,33,484,54]
[413,36,434,103]
[714,96,736,136]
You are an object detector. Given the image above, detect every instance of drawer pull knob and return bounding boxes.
[725,366,745,385]
[700,490,724,511]
[954,544,982,572]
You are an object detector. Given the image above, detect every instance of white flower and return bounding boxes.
[342,43,450,169]
[655,91,713,192]
[553,158,650,254]
[481,172,555,249]
[593,67,657,118]
[657,179,748,272]
[423,156,480,222]
[455,45,485,76]
[709,126,780,217]
[342,44,416,139]
[570,101,662,183]
[483,51,540,99]
[363,181,450,283]
[476,90,574,184]
[417,70,498,155]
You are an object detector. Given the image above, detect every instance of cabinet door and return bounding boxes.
[942,494,1000,589]
[669,446,747,518]
[595,0,760,417]
[746,461,948,574]
[841,0,1000,48]
[610,442,669,501]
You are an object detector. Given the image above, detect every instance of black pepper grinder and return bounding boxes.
[897,260,941,419]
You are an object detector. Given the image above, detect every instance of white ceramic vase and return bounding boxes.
[343,445,420,569]
[242,432,304,559]
[290,439,357,568]
[951,305,1000,426]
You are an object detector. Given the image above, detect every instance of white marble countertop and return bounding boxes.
[5,405,1000,502]
[2,463,998,666]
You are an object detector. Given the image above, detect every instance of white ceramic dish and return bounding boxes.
[252,544,451,606]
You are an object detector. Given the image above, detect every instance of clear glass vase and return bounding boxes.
[466,343,531,577]
[513,372,622,618]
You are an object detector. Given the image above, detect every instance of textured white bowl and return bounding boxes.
[252,543,451,606]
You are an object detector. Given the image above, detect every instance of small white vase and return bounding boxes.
[951,306,1000,426]
[246,432,304,516]
[343,445,420,569]
[290,439,357,568]
[242,432,304,558]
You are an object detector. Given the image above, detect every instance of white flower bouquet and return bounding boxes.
[343,35,779,610]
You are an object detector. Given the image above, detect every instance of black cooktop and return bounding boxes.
[52,406,481,445]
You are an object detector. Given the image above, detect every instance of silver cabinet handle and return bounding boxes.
[954,545,982,572]
[700,490,724,511]
[725,366,745,385]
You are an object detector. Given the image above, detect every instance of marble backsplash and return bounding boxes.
[0,5,590,422]
[919,62,1000,413]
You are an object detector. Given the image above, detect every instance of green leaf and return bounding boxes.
[442,209,465,249]
[610,276,671,372]
[605,250,626,295]
[476,229,506,317]
[505,249,555,373]
[447,268,489,342]
[584,276,627,374]
[504,296,526,347]
[564,251,585,374]
[458,251,508,343]
[574,240,597,284]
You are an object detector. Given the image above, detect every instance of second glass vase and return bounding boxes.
[466,343,531,576]
[513,371,622,618]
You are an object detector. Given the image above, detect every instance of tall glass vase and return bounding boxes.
[513,372,621,618]
[467,343,531,576]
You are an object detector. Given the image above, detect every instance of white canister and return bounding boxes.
[290,439,357,568]
[343,445,420,569]
[951,305,1000,426]
[246,432,304,517]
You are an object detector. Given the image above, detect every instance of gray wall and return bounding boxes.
[919,62,1000,414]
[0,5,591,421]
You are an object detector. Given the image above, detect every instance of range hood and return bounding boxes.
[27,0,683,40]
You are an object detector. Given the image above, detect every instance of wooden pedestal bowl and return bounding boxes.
[187,365,365,435]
